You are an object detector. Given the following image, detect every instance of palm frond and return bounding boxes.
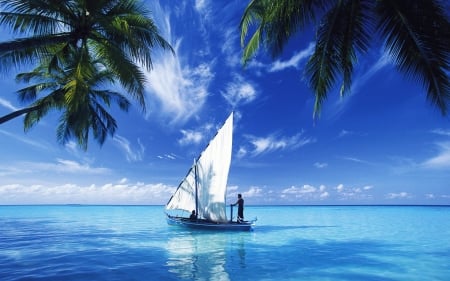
[306,0,374,116]
[23,89,64,130]
[240,0,327,64]
[1,0,173,149]
[376,0,450,114]
[0,34,73,73]
[240,0,265,64]
[91,39,146,109]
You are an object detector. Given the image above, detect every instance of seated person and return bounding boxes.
[189,210,197,221]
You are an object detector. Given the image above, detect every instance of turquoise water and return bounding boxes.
[0,205,449,280]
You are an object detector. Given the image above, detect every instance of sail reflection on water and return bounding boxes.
[165,232,253,280]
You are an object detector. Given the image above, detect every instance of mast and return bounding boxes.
[194,159,199,219]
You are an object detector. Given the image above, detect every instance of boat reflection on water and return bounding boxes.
[165,231,250,280]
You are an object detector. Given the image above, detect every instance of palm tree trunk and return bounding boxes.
[0,105,40,124]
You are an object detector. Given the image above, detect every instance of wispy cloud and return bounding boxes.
[113,135,145,162]
[338,129,352,138]
[0,159,110,177]
[340,156,374,165]
[53,159,110,174]
[221,28,241,67]
[143,5,213,125]
[421,142,450,169]
[431,129,450,136]
[385,192,411,200]
[351,51,391,93]
[157,153,179,160]
[226,185,265,203]
[337,129,367,138]
[327,50,391,120]
[145,40,212,125]
[195,0,207,11]
[239,132,315,158]
[268,42,315,72]
[314,162,328,169]
[281,184,329,200]
[178,129,204,146]
[0,97,17,111]
[178,122,214,146]
[0,129,49,150]
[222,75,257,107]
[335,184,374,201]
[0,181,175,205]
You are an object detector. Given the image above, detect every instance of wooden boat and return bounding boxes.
[165,112,256,231]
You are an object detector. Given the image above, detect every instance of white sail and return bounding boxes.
[165,163,197,213]
[166,112,233,223]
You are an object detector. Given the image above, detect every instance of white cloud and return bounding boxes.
[113,135,145,162]
[236,147,248,159]
[348,51,391,95]
[178,129,203,146]
[0,97,17,111]
[334,184,374,201]
[65,141,79,154]
[341,156,374,165]
[283,185,316,194]
[421,142,450,169]
[241,132,315,157]
[157,153,178,160]
[385,192,411,199]
[314,162,328,168]
[425,193,435,199]
[268,42,315,72]
[226,185,264,203]
[245,186,263,197]
[177,121,215,146]
[144,12,213,125]
[431,129,450,136]
[221,28,241,67]
[0,159,110,178]
[221,184,374,204]
[0,182,175,205]
[50,159,110,174]
[227,185,239,192]
[222,75,257,107]
[0,129,50,150]
[280,184,329,200]
[320,191,330,198]
[338,130,350,138]
[195,0,207,11]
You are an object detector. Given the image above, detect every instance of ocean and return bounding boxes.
[0,205,449,281]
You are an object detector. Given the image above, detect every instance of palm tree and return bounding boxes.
[240,0,450,117]
[0,0,173,147]
[10,49,131,150]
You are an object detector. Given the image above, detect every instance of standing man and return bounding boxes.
[233,194,244,222]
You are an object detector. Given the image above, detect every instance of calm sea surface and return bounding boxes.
[0,205,449,281]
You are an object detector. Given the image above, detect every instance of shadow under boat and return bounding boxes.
[166,215,256,231]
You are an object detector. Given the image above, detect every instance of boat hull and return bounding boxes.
[166,215,255,231]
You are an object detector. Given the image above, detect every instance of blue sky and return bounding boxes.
[0,0,449,205]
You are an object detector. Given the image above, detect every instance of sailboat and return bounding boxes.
[165,112,256,231]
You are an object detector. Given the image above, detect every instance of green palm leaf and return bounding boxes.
[0,0,173,148]
[376,0,450,114]
[239,0,450,117]
[306,0,373,115]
